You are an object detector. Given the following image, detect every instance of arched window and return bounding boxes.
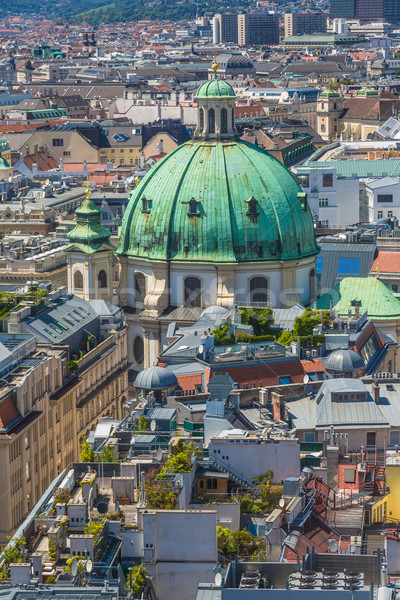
[309,268,316,303]
[208,108,215,134]
[74,270,83,290]
[199,108,204,131]
[98,270,107,288]
[249,277,268,306]
[220,108,228,134]
[134,272,146,304]
[133,336,144,366]
[184,276,202,308]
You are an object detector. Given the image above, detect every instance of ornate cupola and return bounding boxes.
[66,185,115,303]
[194,57,237,140]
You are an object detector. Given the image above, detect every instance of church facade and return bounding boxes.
[68,65,319,371]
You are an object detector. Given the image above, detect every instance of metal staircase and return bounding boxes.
[207,455,254,490]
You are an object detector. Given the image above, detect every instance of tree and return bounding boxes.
[134,414,147,432]
[52,487,71,510]
[217,527,265,560]
[127,564,148,597]
[68,359,79,374]
[97,445,119,462]
[161,440,201,475]
[145,470,178,510]
[79,436,95,462]
[240,307,274,336]
[0,536,26,581]
[276,330,292,346]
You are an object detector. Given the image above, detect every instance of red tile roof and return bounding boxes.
[371,251,400,274]
[24,152,58,171]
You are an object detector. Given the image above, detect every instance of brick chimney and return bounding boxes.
[372,380,380,404]
[271,390,285,421]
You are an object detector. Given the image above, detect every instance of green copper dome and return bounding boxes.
[320,88,340,99]
[67,190,114,253]
[117,139,318,263]
[195,78,236,99]
[357,87,379,97]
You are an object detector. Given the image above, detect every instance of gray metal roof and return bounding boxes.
[287,378,391,431]
[273,304,305,331]
[134,366,178,390]
[318,242,376,293]
[324,349,365,373]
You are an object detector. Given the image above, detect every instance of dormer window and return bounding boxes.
[187,197,201,217]
[142,197,152,213]
[246,196,259,217]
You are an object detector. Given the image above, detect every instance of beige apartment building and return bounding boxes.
[238,13,279,46]
[284,12,327,37]
[0,300,128,541]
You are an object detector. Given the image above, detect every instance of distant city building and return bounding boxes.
[330,0,357,18]
[330,0,400,22]
[213,13,238,44]
[284,12,327,37]
[237,13,279,46]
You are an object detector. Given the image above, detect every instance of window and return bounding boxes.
[378,211,383,219]
[377,194,393,203]
[133,336,144,366]
[319,199,328,207]
[388,211,393,218]
[393,284,398,293]
[390,430,400,445]
[297,174,309,188]
[323,173,333,187]
[279,376,291,385]
[52,138,64,147]
[184,276,202,308]
[304,432,316,442]
[220,108,228,134]
[316,257,323,275]
[74,270,83,290]
[134,272,146,304]
[367,432,376,447]
[249,276,268,306]
[208,108,215,134]
[337,257,360,275]
[199,108,204,131]
[98,270,107,288]
[63,151,71,156]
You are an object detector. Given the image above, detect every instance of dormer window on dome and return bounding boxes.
[246,196,259,218]
[185,197,201,217]
[141,197,152,213]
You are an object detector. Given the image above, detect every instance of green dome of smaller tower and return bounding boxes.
[357,87,379,97]
[67,187,114,253]
[195,77,236,99]
[320,88,340,99]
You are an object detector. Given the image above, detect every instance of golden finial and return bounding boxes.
[376,262,380,279]
[85,176,91,200]
[211,49,219,75]
[135,176,141,186]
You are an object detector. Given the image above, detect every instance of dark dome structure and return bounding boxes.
[324,349,365,377]
[134,366,178,390]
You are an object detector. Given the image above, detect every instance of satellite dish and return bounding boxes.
[150,419,156,432]
[198,344,204,354]
[303,374,310,384]
[86,559,93,573]
[328,539,338,553]
[71,561,78,577]
[115,500,120,514]
[97,501,108,515]
[214,572,223,587]
[279,498,285,508]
